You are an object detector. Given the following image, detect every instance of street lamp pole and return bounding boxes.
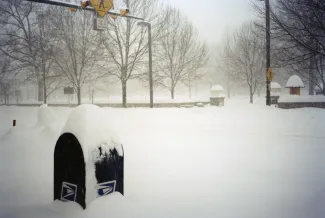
[265,0,271,106]
[138,21,153,108]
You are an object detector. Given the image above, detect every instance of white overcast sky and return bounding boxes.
[166,0,256,45]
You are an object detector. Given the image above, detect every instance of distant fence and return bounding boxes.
[0,101,210,108]
[278,102,325,109]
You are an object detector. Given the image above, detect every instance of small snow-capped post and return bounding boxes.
[270,82,282,105]
[210,85,225,107]
[13,120,16,127]
[54,105,124,209]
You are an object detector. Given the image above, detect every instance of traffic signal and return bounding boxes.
[110,14,117,19]
[120,9,129,16]
[69,8,77,12]
[80,0,89,8]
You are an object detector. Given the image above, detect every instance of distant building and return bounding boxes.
[286,75,305,95]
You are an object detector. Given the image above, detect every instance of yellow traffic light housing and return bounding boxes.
[69,8,77,12]
[120,9,129,16]
[80,0,89,8]
[110,14,117,19]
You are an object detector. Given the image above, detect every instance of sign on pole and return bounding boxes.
[89,0,113,17]
[93,15,106,31]
[267,68,273,81]
[64,87,74,95]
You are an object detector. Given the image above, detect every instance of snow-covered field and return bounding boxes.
[0,97,325,218]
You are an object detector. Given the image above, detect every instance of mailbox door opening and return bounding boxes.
[54,133,86,209]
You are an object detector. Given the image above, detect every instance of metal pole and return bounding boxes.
[148,23,153,108]
[266,0,271,106]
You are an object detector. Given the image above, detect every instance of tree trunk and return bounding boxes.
[188,84,192,99]
[77,86,81,105]
[38,80,44,102]
[122,80,127,108]
[249,86,253,104]
[43,74,47,104]
[257,87,261,97]
[227,73,231,98]
[171,87,175,99]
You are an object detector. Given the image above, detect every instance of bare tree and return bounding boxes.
[221,22,265,104]
[155,7,208,99]
[0,54,11,104]
[0,0,62,103]
[49,8,103,105]
[252,0,325,94]
[101,0,162,107]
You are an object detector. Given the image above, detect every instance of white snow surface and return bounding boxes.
[286,75,305,88]
[210,85,224,91]
[62,104,123,160]
[1,97,325,218]
[271,82,282,89]
[279,95,325,103]
[37,104,58,127]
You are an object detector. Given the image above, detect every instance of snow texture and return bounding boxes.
[286,75,305,88]
[210,85,224,91]
[210,85,225,97]
[278,95,325,103]
[271,82,281,89]
[1,97,325,218]
[37,104,58,127]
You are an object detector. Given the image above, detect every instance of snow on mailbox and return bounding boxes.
[54,104,124,209]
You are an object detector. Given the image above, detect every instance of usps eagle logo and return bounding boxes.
[61,182,77,202]
[96,180,116,198]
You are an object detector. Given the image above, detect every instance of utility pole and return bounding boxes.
[138,21,153,108]
[265,0,271,106]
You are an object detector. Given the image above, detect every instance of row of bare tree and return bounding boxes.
[0,0,208,106]
[218,0,325,104]
[219,23,265,104]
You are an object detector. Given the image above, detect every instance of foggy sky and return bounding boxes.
[166,0,256,45]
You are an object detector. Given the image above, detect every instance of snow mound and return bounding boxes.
[271,82,281,89]
[62,104,123,160]
[210,85,225,97]
[37,104,58,127]
[286,75,305,88]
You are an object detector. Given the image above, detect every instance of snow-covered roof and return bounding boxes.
[315,84,323,91]
[271,82,281,89]
[211,85,224,92]
[62,104,123,161]
[286,75,305,88]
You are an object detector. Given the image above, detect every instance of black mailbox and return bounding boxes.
[54,105,124,209]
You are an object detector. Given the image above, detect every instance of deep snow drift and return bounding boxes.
[0,97,325,218]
